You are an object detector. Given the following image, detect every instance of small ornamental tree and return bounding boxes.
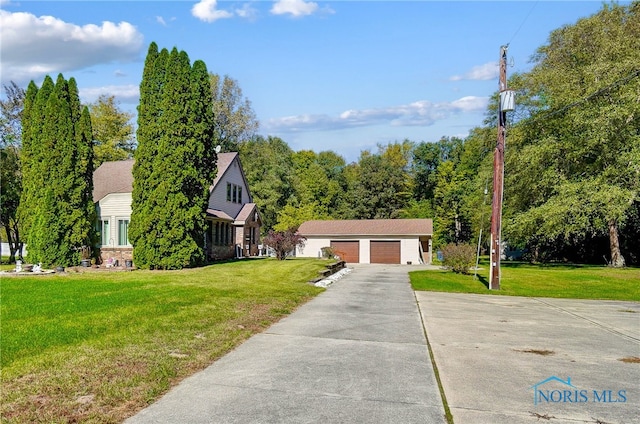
[441,243,475,274]
[263,228,306,260]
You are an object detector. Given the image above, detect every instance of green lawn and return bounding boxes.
[0,258,327,423]
[410,262,640,301]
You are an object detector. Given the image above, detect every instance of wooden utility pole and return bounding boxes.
[489,45,512,290]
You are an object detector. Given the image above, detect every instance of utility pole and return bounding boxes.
[489,45,514,290]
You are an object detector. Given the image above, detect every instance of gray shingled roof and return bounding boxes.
[93,152,242,203]
[212,152,238,188]
[92,160,134,202]
[235,203,259,223]
[298,219,433,236]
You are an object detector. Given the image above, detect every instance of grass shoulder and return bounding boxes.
[410,262,640,301]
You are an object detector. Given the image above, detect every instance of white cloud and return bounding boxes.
[156,15,177,26]
[266,96,489,132]
[191,0,233,22]
[271,0,319,17]
[451,96,489,112]
[450,62,498,81]
[80,84,140,104]
[0,10,144,85]
[236,3,259,21]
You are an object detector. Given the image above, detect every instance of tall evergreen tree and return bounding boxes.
[18,77,51,241]
[131,44,216,269]
[18,74,95,266]
[131,43,166,267]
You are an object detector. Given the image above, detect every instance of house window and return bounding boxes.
[118,219,130,246]
[98,218,110,246]
[226,182,243,204]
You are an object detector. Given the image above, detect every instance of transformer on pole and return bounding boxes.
[489,45,514,290]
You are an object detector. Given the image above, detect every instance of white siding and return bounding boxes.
[208,158,250,218]
[97,193,132,217]
[298,235,423,264]
[96,193,132,247]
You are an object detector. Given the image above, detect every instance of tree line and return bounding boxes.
[1,2,638,267]
[238,2,639,266]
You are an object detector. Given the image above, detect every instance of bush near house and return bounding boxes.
[263,228,306,260]
[320,246,335,259]
[441,243,476,274]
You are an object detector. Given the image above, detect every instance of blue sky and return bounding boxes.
[0,0,617,161]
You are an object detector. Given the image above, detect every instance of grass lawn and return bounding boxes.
[0,258,327,423]
[410,261,640,301]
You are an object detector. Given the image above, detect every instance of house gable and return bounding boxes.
[208,152,253,220]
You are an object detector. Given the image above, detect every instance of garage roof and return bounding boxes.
[298,219,433,236]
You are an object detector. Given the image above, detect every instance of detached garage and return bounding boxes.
[297,219,433,265]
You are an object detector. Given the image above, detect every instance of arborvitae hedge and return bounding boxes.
[130,43,216,269]
[18,74,95,267]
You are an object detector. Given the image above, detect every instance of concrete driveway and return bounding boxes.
[125,264,638,424]
[126,264,446,423]
[416,291,640,424]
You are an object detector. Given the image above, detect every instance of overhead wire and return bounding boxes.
[507,1,539,46]
[539,69,640,120]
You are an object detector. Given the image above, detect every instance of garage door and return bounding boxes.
[330,241,360,263]
[370,241,401,264]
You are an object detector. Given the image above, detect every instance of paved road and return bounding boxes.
[126,264,447,423]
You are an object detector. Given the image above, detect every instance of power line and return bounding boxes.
[508,1,539,46]
[539,69,640,120]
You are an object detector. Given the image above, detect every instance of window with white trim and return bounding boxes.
[118,219,130,246]
[98,218,110,246]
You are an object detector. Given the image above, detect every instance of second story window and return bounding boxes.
[226,183,243,204]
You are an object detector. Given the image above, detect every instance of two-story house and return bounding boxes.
[92,152,261,265]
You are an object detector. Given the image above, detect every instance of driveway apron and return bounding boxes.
[126,264,447,424]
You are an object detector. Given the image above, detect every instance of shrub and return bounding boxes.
[320,246,335,259]
[263,228,306,260]
[441,243,476,274]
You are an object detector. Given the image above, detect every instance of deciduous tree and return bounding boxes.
[88,94,135,167]
[210,73,258,153]
[239,135,294,231]
[506,2,640,266]
[0,82,25,261]
[263,228,306,260]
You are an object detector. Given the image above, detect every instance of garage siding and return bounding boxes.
[330,241,360,263]
[370,240,401,264]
